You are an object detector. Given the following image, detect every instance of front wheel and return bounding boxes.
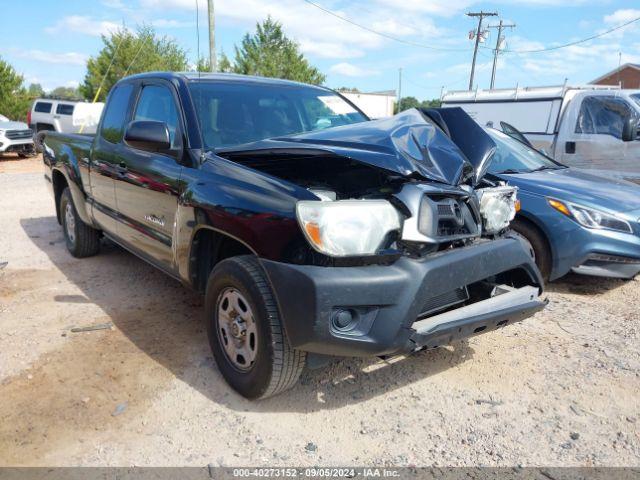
[205,255,306,399]
[60,187,100,258]
[510,218,551,281]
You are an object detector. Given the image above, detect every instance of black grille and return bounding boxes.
[437,204,453,216]
[418,286,469,318]
[6,129,33,140]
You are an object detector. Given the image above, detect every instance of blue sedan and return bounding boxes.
[485,128,640,281]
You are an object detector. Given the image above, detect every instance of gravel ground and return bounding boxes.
[0,155,638,467]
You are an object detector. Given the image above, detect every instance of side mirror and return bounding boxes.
[621,116,638,142]
[124,120,171,152]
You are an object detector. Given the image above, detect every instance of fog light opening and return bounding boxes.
[332,309,358,331]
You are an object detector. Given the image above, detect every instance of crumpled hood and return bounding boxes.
[499,167,640,214]
[216,109,478,185]
[0,120,29,131]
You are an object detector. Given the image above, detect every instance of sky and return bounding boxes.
[1,0,640,100]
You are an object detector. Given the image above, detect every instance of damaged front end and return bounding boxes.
[217,108,520,262]
[215,107,544,357]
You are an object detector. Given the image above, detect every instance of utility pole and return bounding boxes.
[488,20,515,89]
[397,67,402,112]
[466,11,498,91]
[207,0,216,72]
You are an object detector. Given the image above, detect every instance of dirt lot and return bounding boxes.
[0,154,638,467]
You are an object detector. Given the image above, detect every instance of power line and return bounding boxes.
[502,15,640,53]
[300,0,472,52]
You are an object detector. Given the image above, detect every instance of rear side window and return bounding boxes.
[56,104,74,115]
[34,102,52,113]
[575,96,636,139]
[100,84,134,144]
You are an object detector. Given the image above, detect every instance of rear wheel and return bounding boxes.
[510,218,551,281]
[205,255,306,399]
[60,187,100,258]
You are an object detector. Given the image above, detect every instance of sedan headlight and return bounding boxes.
[477,186,519,234]
[296,200,401,257]
[548,199,632,233]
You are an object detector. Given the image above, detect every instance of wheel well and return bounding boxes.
[513,214,553,262]
[190,228,253,292]
[52,170,68,224]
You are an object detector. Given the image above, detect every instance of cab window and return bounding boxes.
[56,104,75,115]
[133,85,179,148]
[34,102,52,113]
[100,84,134,144]
[575,96,636,139]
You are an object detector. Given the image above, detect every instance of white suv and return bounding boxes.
[0,114,35,157]
[29,99,104,152]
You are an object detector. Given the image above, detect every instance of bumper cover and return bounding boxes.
[262,237,545,357]
[571,253,640,279]
[0,137,35,153]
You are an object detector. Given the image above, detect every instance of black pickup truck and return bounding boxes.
[43,72,545,399]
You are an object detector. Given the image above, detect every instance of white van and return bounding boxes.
[441,85,640,182]
[28,99,104,151]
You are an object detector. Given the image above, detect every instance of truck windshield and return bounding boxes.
[189,81,367,150]
[631,93,640,109]
[485,128,564,174]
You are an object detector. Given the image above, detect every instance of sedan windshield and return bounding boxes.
[486,128,563,174]
[189,81,368,150]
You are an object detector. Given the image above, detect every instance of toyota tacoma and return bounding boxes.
[43,72,545,399]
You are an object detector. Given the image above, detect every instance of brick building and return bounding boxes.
[590,63,640,89]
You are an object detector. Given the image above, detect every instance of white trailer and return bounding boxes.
[341,91,396,119]
[441,85,640,182]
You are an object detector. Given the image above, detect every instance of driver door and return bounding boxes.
[113,81,184,270]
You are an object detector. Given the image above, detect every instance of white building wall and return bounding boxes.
[342,92,396,119]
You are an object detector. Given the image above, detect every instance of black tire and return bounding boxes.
[34,131,47,153]
[205,255,306,399]
[60,187,100,258]
[510,218,551,281]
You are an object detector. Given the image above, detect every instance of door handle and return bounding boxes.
[565,141,576,154]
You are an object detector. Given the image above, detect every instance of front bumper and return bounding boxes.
[0,136,35,154]
[551,220,640,280]
[262,237,545,357]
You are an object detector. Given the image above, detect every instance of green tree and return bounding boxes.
[49,86,82,100]
[395,96,442,114]
[0,56,32,122]
[80,26,188,102]
[421,98,441,109]
[223,17,325,85]
[394,96,421,113]
[27,83,45,98]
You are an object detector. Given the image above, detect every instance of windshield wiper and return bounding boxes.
[529,165,560,172]
[496,169,525,174]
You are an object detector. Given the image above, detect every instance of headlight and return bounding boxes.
[477,186,519,234]
[548,199,632,233]
[296,200,401,257]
